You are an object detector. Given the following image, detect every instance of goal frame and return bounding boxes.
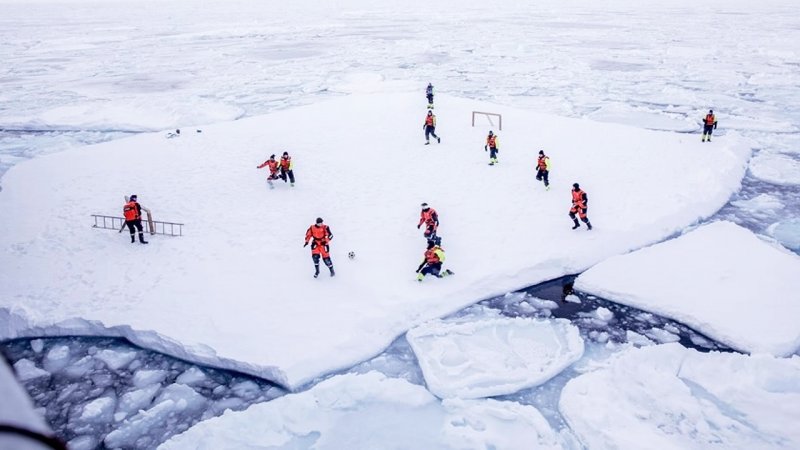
[471,111,502,130]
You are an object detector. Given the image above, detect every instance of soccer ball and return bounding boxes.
[348,251,355,260]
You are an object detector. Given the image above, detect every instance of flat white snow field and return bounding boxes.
[575,221,800,356]
[560,343,800,450]
[0,92,751,389]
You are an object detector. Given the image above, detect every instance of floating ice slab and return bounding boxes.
[407,317,584,399]
[769,218,800,251]
[576,221,800,356]
[731,193,784,212]
[160,371,566,450]
[13,359,51,381]
[560,344,800,450]
[749,152,800,186]
[0,93,750,389]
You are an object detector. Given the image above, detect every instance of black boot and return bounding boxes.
[314,266,320,278]
[572,220,580,230]
[139,233,149,244]
[329,267,335,277]
[586,222,593,231]
[130,234,136,243]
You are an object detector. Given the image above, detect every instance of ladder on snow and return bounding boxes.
[91,215,184,237]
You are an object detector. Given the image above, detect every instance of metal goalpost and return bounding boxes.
[472,111,502,130]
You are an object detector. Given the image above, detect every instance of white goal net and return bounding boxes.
[471,111,503,130]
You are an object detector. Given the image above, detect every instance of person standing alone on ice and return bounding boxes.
[569,183,592,230]
[279,151,295,186]
[256,154,280,188]
[485,131,499,165]
[702,109,717,142]
[536,150,551,190]
[426,83,434,108]
[123,195,148,244]
[304,217,335,278]
[417,203,440,242]
[423,110,441,145]
[416,239,454,281]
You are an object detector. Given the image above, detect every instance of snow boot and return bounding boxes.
[586,222,593,231]
[130,235,136,243]
[425,141,430,145]
[437,136,441,143]
[139,233,149,244]
[314,266,320,278]
[329,267,335,277]
[572,219,580,230]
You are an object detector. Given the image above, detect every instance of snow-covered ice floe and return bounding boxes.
[560,343,800,450]
[575,221,800,356]
[406,317,583,399]
[159,371,568,450]
[0,92,751,389]
[769,218,800,252]
[748,151,800,186]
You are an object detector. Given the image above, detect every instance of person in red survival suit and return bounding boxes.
[256,154,281,186]
[417,202,440,242]
[569,183,593,231]
[123,194,148,244]
[304,217,335,278]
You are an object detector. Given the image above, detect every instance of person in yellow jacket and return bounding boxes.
[423,110,441,145]
[702,109,718,142]
[485,131,499,165]
[279,151,295,186]
[416,240,454,281]
[535,150,551,190]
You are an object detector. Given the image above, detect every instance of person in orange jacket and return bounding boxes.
[256,154,281,188]
[417,202,440,241]
[123,194,148,244]
[416,239,454,281]
[279,151,295,186]
[304,217,335,278]
[701,109,718,142]
[423,110,441,145]
[569,183,592,230]
[485,131,499,165]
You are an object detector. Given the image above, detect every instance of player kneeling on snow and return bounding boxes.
[416,240,453,282]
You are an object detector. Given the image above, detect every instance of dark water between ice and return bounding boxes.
[0,337,285,449]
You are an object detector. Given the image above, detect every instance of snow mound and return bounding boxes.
[407,317,584,399]
[0,92,751,389]
[160,371,566,450]
[560,344,800,450]
[575,221,800,356]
